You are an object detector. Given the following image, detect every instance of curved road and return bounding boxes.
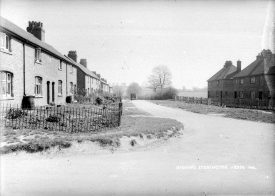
[1,100,274,196]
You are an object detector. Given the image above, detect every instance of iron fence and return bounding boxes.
[175,96,274,111]
[0,102,123,132]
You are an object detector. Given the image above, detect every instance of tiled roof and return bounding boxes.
[207,64,237,81]
[64,56,99,79]
[234,53,275,77]
[0,16,69,62]
[0,16,100,80]
[234,57,264,77]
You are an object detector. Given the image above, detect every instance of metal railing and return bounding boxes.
[0,102,123,132]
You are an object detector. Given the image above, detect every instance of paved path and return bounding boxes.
[1,100,274,196]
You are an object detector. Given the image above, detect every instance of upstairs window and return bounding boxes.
[250,76,255,84]
[0,33,11,52]
[58,61,62,70]
[240,91,244,99]
[35,76,42,96]
[0,71,13,98]
[58,80,62,96]
[240,79,244,85]
[70,82,74,93]
[70,65,74,74]
[35,48,42,63]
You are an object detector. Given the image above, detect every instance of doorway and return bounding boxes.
[47,81,50,104]
[52,82,55,103]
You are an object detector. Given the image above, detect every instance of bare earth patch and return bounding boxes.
[149,100,275,123]
[0,100,183,154]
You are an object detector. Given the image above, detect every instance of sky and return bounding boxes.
[0,0,270,89]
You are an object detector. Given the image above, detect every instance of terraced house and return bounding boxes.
[208,49,275,108]
[0,17,112,107]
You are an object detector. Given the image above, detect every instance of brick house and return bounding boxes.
[207,60,241,104]
[67,51,101,96]
[233,50,275,106]
[208,50,275,108]
[0,17,112,107]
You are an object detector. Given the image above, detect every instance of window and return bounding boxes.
[260,76,264,85]
[235,79,238,85]
[251,91,255,99]
[35,48,42,62]
[240,79,244,85]
[240,91,244,99]
[58,80,62,96]
[259,91,263,100]
[250,76,255,84]
[70,82,74,93]
[58,61,62,70]
[234,91,237,99]
[70,65,73,74]
[0,71,13,98]
[0,33,11,52]
[35,76,42,96]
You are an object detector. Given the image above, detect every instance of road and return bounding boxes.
[1,100,274,196]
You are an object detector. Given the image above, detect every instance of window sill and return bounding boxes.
[34,96,43,98]
[58,95,63,97]
[35,60,42,64]
[0,48,12,55]
[0,97,14,100]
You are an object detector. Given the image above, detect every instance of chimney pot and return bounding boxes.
[80,59,87,67]
[68,51,77,62]
[237,60,241,72]
[26,21,45,41]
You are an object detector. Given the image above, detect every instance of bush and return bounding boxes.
[149,87,178,100]
[46,115,60,122]
[5,109,27,119]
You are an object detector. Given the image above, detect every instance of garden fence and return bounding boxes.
[0,102,123,132]
[175,96,275,111]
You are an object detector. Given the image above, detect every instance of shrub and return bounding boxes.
[46,115,60,122]
[5,109,27,119]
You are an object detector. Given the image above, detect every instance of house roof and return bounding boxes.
[0,16,100,80]
[207,62,238,81]
[64,56,99,79]
[0,16,69,63]
[234,53,275,77]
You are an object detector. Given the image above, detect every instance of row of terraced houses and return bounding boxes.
[0,17,112,107]
[207,49,275,108]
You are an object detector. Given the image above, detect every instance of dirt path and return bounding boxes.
[1,100,274,196]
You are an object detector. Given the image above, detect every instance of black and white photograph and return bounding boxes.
[0,0,274,195]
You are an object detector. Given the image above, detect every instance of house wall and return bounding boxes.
[76,68,85,95]
[0,36,24,106]
[233,75,270,100]
[24,45,67,106]
[66,64,77,97]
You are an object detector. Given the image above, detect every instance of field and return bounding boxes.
[177,91,207,98]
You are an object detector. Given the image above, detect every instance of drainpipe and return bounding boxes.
[23,43,26,96]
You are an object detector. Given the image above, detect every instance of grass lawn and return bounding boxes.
[0,100,183,154]
[149,100,274,124]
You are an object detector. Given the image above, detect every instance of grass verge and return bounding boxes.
[0,100,183,154]
[149,100,274,123]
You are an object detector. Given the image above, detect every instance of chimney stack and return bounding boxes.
[237,60,241,72]
[68,51,77,62]
[224,61,232,68]
[26,21,45,41]
[80,59,87,67]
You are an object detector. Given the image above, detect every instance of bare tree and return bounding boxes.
[148,65,172,91]
[126,82,141,97]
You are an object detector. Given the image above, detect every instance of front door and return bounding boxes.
[47,81,50,104]
[52,82,55,103]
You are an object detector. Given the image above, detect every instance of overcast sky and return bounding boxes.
[1,0,269,89]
